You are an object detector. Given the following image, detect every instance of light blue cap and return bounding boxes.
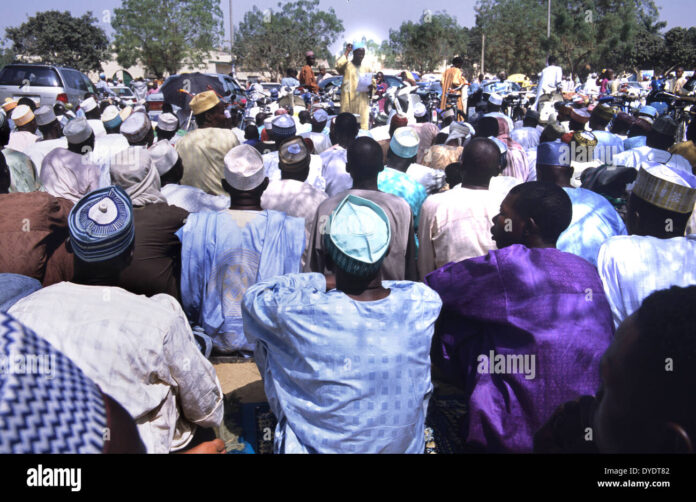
[537,141,571,168]
[389,127,420,159]
[352,40,366,50]
[325,195,391,277]
[639,105,658,119]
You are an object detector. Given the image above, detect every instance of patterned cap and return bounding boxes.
[0,312,106,453]
[224,144,265,190]
[278,136,310,172]
[312,109,328,124]
[325,195,391,278]
[390,126,420,158]
[1,98,17,113]
[652,116,678,138]
[68,186,135,262]
[120,112,152,143]
[271,114,296,139]
[592,104,615,122]
[11,105,34,127]
[34,105,56,126]
[63,117,94,144]
[190,90,220,115]
[633,162,696,214]
[488,93,503,106]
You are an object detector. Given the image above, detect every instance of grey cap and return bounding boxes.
[63,117,94,144]
[35,105,57,126]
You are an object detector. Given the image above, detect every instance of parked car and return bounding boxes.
[146,92,165,123]
[110,85,138,106]
[0,63,95,109]
[318,74,403,100]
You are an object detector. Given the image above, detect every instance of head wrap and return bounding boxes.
[537,141,571,168]
[190,90,220,115]
[120,112,152,144]
[306,50,315,57]
[119,106,133,122]
[271,114,296,139]
[80,97,98,113]
[390,127,420,158]
[390,113,409,130]
[224,144,265,191]
[633,162,696,214]
[63,117,94,144]
[0,312,107,453]
[446,122,472,145]
[441,108,455,119]
[35,105,57,127]
[278,136,310,172]
[109,147,165,206]
[156,113,178,132]
[40,148,102,203]
[11,105,34,127]
[148,140,179,176]
[325,195,391,277]
[68,186,135,262]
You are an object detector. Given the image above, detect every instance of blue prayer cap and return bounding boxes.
[390,127,420,159]
[68,186,135,263]
[638,106,658,119]
[325,195,391,277]
[271,114,296,139]
[537,141,571,168]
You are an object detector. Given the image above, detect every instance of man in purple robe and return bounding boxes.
[425,181,614,453]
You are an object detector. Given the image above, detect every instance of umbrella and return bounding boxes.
[159,72,226,110]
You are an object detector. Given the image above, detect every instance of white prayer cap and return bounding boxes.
[133,104,146,114]
[101,105,122,129]
[157,113,178,132]
[223,144,265,191]
[63,117,94,144]
[80,97,98,113]
[35,105,57,126]
[390,127,420,159]
[11,105,34,127]
[120,112,152,144]
[633,162,696,214]
[413,102,427,118]
[148,140,179,176]
[489,93,503,106]
[264,117,274,130]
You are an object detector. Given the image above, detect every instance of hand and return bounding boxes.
[344,44,353,57]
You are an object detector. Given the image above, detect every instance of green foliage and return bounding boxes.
[386,11,470,74]
[0,45,16,69]
[112,0,224,78]
[663,28,696,70]
[5,10,109,73]
[233,0,344,82]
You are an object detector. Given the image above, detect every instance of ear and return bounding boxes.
[524,216,540,238]
[658,422,693,453]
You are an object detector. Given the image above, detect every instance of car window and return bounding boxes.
[81,74,95,93]
[0,66,61,87]
[60,70,84,91]
[115,87,134,96]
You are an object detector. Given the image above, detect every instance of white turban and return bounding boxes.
[109,147,166,206]
[40,148,102,203]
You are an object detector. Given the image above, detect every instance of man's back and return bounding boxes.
[8,282,223,453]
[307,188,417,281]
[177,209,305,353]
[176,127,239,195]
[426,245,613,452]
[417,177,520,280]
[243,273,442,453]
[612,146,692,175]
[598,234,696,329]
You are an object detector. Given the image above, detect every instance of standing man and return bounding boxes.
[336,41,373,131]
[299,51,319,94]
[533,55,563,111]
[440,56,468,120]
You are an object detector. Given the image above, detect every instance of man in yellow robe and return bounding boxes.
[440,56,468,120]
[336,42,373,130]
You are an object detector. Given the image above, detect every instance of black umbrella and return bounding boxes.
[159,72,226,110]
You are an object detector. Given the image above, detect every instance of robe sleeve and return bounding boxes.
[335,55,349,76]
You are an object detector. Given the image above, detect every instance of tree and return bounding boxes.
[0,45,16,69]
[5,11,109,73]
[112,0,224,78]
[664,27,696,70]
[233,0,343,82]
[386,12,470,74]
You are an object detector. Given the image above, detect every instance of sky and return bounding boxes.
[2,0,695,54]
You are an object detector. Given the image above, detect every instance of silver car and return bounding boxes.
[0,63,96,109]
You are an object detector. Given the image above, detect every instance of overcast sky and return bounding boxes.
[2,0,694,54]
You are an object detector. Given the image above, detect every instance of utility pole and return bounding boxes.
[547,0,551,38]
[229,0,234,53]
[481,33,485,77]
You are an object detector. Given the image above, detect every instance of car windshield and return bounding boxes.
[115,88,134,96]
[0,66,61,87]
